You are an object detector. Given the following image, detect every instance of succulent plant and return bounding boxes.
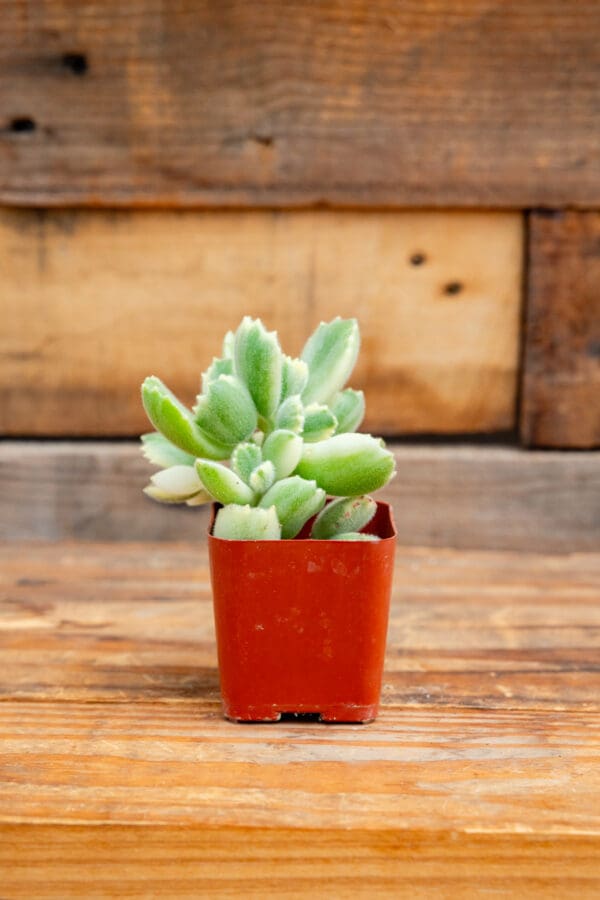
[141,317,395,540]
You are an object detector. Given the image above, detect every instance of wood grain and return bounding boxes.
[521,211,600,448]
[2,442,599,552]
[1,828,598,899]
[1,541,598,708]
[0,540,599,895]
[0,1,598,208]
[0,208,523,436]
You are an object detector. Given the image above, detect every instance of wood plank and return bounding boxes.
[0,540,599,895]
[1,541,598,708]
[0,208,523,436]
[2,827,599,900]
[2,442,599,553]
[521,211,600,448]
[0,2,599,208]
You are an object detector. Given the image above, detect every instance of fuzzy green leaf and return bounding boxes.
[194,374,257,446]
[201,356,233,393]
[280,355,309,401]
[331,389,365,434]
[141,376,230,460]
[261,429,303,480]
[311,496,377,540]
[296,433,395,496]
[231,442,263,484]
[213,504,281,540]
[141,432,196,468]
[195,460,256,506]
[275,395,305,433]
[301,318,360,405]
[302,403,338,442]
[258,476,326,539]
[249,460,276,494]
[234,317,283,418]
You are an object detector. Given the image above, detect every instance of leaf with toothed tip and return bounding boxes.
[144,465,211,505]
[201,357,233,393]
[231,442,263,485]
[141,432,195,468]
[280,355,309,401]
[311,495,377,539]
[234,317,283,418]
[141,377,231,460]
[249,460,276,494]
[302,403,338,442]
[301,318,360,405]
[275,395,305,433]
[296,433,396,496]
[213,504,281,540]
[195,460,256,506]
[258,476,326,539]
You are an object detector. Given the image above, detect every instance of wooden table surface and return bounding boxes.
[1,541,599,897]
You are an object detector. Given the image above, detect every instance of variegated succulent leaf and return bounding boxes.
[296,433,395,496]
[249,460,276,494]
[194,374,257,447]
[258,476,326,539]
[222,330,236,358]
[261,429,303,480]
[195,459,256,506]
[141,432,196,468]
[141,376,231,460]
[280,355,309,401]
[301,403,338,442]
[144,465,211,505]
[311,495,377,540]
[301,317,360,405]
[231,441,263,484]
[330,388,365,434]
[201,356,233,393]
[213,504,281,540]
[275,395,305,433]
[234,317,283,418]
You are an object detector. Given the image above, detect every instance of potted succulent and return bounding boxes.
[140,317,396,722]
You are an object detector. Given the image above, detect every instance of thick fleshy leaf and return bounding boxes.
[249,460,276,494]
[258,476,326,539]
[231,442,263,484]
[331,389,365,434]
[301,318,360,405]
[280,355,309,401]
[261,429,303,480]
[296,433,396,496]
[141,432,195,468]
[213,504,281,540]
[141,377,230,460]
[150,465,206,500]
[222,330,236,358]
[332,532,380,542]
[194,374,257,447]
[143,485,188,505]
[234,317,283,418]
[275,395,305,433]
[311,496,377,540]
[302,403,338,442]
[201,356,233,393]
[195,460,256,505]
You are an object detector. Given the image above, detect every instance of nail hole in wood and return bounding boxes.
[410,252,427,266]
[10,117,36,133]
[444,281,463,296]
[62,52,88,75]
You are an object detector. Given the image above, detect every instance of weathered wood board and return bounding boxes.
[2,442,599,553]
[0,1,598,208]
[0,209,523,436]
[0,540,599,896]
[521,211,600,448]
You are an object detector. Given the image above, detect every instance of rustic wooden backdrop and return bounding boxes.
[0,0,598,535]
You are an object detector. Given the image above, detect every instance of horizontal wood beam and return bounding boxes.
[0,209,523,436]
[0,2,598,207]
[2,442,598,552]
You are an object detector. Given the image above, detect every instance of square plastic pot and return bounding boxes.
[207,500,396,723]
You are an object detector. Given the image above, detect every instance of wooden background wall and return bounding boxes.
[0,0,598,543]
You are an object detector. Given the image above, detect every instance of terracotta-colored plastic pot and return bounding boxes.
[207,501,396,723]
